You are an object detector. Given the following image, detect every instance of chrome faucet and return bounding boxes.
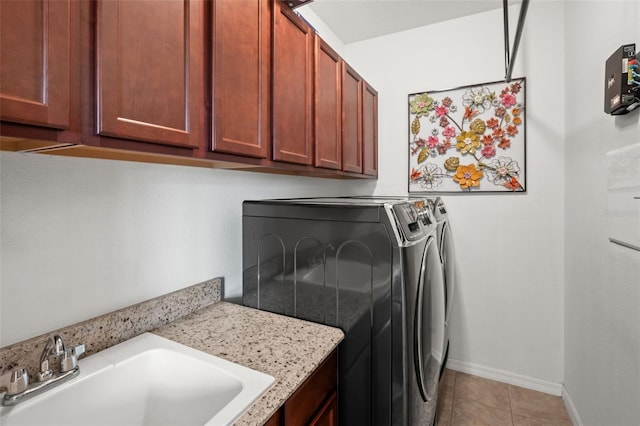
[37,333,66,381]
[0,333,85,406]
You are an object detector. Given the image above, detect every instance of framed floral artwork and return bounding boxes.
[408,78,526,194]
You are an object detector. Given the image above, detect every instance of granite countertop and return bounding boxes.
[152,301,344,426]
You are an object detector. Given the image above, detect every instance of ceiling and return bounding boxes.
[306,0,510,44]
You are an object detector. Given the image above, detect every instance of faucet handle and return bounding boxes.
[0,367,29,395]
[74,344,85,358]
[60,344,85,373]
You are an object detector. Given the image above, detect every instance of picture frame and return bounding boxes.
[408,78,527,194]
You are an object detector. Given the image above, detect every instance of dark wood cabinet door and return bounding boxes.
[0,0,72,128]
[362,81,378,177]
[264,408,283,426]
[263,350,338,426]
[96,0,204,148]
[284,350,337,425]
[272,0,313,165]
[309,392,338,426]
[211,0,270,158]
[314,36,341,170]
[341,63,362,174]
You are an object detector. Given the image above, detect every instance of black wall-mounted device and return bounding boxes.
[284,0,313,9]
[604,43,640,115]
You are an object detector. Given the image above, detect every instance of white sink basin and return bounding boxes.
[0,333,274,426]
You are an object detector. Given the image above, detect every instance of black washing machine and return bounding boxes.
[240,197,446,425]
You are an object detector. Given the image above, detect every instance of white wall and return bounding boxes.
[298,5,345,56]
[343,3,566,388]
[0,153,375,346]
[564,2,640,425]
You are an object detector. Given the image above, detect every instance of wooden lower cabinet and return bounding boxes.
[307,392,338,426]
[266,350,337,426]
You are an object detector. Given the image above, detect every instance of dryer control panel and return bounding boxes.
[392,202,434,242]
[411,200,434,226]
[393,203,421,242]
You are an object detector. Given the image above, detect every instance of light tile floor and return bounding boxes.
[436,369,573,426]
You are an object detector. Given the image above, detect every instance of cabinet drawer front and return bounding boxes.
[0,0,71,128]
[96,0,203,148]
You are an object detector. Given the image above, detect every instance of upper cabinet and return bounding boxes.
[341,63,378,176]
[0,0,377,179]
[342,63,363,174]
[363,82,378,177]
[272,0,314,166]
[211,0,270,158]
[0,0,73,129]
[95,0,204,149]
[314,36,342,170]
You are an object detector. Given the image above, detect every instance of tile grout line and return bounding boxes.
[449,371,457,425]
[446,370,572,426]
[507,384,515,426]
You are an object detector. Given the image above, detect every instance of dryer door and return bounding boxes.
[413,236,446,402]
[440,220,456,325]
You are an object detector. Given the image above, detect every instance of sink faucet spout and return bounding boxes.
[2,333,84,406]
[37,334,66,382]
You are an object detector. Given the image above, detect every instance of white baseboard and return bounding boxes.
[562,385,584,426]
[446,358,563,396]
